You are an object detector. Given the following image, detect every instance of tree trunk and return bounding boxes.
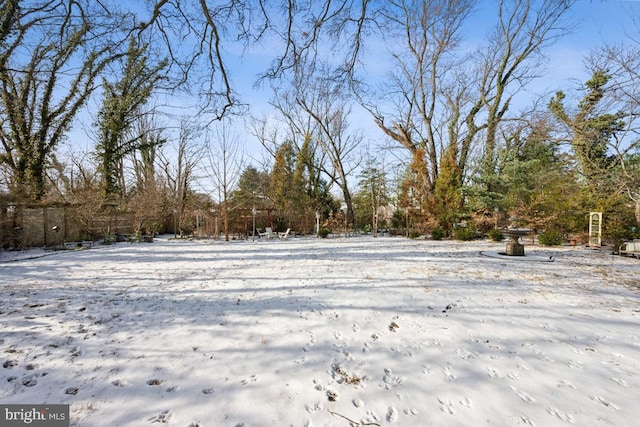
[635,194,640,229]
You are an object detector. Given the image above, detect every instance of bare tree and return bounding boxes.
[479,0,575,181]
[206,120,245,241]
[127,0,378,118]
[583,43,640,227]
[158,117,206,236]
[124,114,169,237]
[361,0,473,191]
[269,85,329,206]
[295,70,362,227]
[355,0,575,227]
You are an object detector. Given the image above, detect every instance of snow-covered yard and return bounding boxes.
[1,236,638,426]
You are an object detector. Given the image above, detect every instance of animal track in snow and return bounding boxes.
[510,386,536,404]
[590,395,620,410]
[437,397,455,414]
[487,366,502,378]
[382,368,404,388]
[610,377,628,387]
[443,364,456,381]
[557,378,576,389]
[507,372,521,380]
[567,359,583,369]
[459,397,472,408]
[241,374,258,385]
[520,415,536,426]
[302,332,316,352]
[305,402,323,413]
[547,406,574,423]
[456,348,479,359]
[387,406,399,422]
[361,410,380,424]
[148,410,171,423]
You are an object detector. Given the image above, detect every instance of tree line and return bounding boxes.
[1,1,638,246]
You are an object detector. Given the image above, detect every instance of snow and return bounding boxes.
[1,235,639,427]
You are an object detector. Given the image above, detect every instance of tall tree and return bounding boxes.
[129,115,167,236]
[492,117,579,232]
[295,69,361,228]
[357,0,575,228]
[0,1,129,200]
[269,141,297,229]
[595,35,640,228]
[357,155,389,237]
[206,120,244,241]
[548,71,625,194]
[550,50,640,228]
[479,0,575,182]
[94,38,167,202]
[366,0,473,196]
[159,117,205,236]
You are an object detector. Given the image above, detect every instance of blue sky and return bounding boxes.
[63,1,640,186]
[544,1,639,79]
[230,1,640,143]
[195,1,640,196]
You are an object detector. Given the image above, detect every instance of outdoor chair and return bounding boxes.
[258,227,274,239]
[278,228,291,240]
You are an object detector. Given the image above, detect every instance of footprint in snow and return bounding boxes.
[610,377,628,387]
[22,375,39,387]
[567,359,583,369]
[443,365,456,381]
[382,368,404,388]
[590,395,620,410]
[305,402,323,413]
[2,360,18,368]
[437,397,454,414]
[65,387,79,395]
[510,386,535,404]
[547,406,574,423]
[241,374,258,385]
[149,410,171,423]
[487,366,502,378]
[558,378,576,389]
[459,397,472,408]
[387,406,399,422]
[362,410,380,424]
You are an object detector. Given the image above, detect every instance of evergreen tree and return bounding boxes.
[357,156,388,236]
[432,144,464,232]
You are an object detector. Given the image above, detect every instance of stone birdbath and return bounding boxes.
[502,228,531,256]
